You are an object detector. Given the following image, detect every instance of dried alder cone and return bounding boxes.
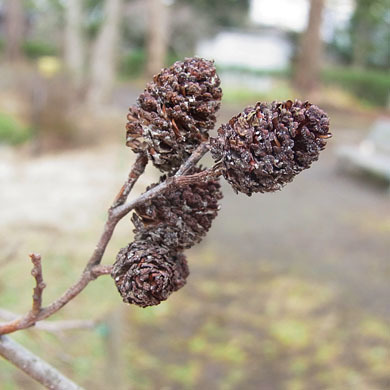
[114,58,333,308]
[210,100,331,195]
[132,168,223,250]
[126,57,222,172]
[112,241,189,307]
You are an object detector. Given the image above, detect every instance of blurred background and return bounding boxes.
[0,0,389,389]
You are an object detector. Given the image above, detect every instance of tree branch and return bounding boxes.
[0,140,213,389]
[174,142,210,176]
[111,153,148,208]
[0,335,83,390]
[0,142,212,335]
[0,264,111,335]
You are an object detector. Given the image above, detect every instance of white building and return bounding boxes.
[196,0,354,72]
[196,29,292,71]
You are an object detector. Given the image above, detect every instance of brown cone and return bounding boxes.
[126,57,222,172]
[132,168,223,250]
[112,241,189,308]
[210,100,331,195]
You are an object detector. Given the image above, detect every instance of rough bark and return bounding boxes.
[87,0,123,105]
[64,0,85,88]
[146,0,170,76]
[294,0,325,94]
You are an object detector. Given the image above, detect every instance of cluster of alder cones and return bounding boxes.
[111,57,331,308]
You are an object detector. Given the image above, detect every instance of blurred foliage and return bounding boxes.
[22,40,58,59]
[322,67,390,107]
[177,0,249,27]
[0,112,32,145]
[349,0,390,69]
[120,49,146,78]
[329,0,390,70]
[84,0,105,39]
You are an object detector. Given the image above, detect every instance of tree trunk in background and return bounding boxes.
[293,0,325,95]
[64,0,84,89]
[87,0,123,106]
[4,0,24,62]
[146,0,169,77]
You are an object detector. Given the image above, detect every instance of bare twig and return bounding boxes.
[0,335,83,390]
[112,153,148,208]
[113,166,219,220]
[175,142,210,176]
[0,264,111,335]
[84,142,211,271]
[0,142,212,336]
[30,253,45,317]
[0,140,214,389]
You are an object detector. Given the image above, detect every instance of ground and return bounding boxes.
[0,105,389,389]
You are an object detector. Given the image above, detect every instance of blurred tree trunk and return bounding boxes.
[293,0,325,95]
[350,0,372,69]
[146,0,169,77]
[4,0,24,62]
[64,0,84,89]
[87,0,123,106]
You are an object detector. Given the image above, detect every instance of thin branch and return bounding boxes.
[30,253,45,317]
[111,153,148,208]
[0,335,83,390]
[83,142,211,271]
[0,141,212,335]
[0,264,111,335]
[175,142,210,176]
[113,166,219,220]
[113,142,214,220]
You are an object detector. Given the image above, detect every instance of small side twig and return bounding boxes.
[0,262,111,335]
[112,153,148,208]
[0,141,212,336]
[175,142,210,176]
[30,253,45,318]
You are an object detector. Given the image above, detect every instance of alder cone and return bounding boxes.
[112,241,189,308]
[126,57,222,172]
[210,100,331,195]
[132,168,223,250]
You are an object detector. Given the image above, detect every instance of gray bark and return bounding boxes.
[0,335,83,390]
[87,0,123,105]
